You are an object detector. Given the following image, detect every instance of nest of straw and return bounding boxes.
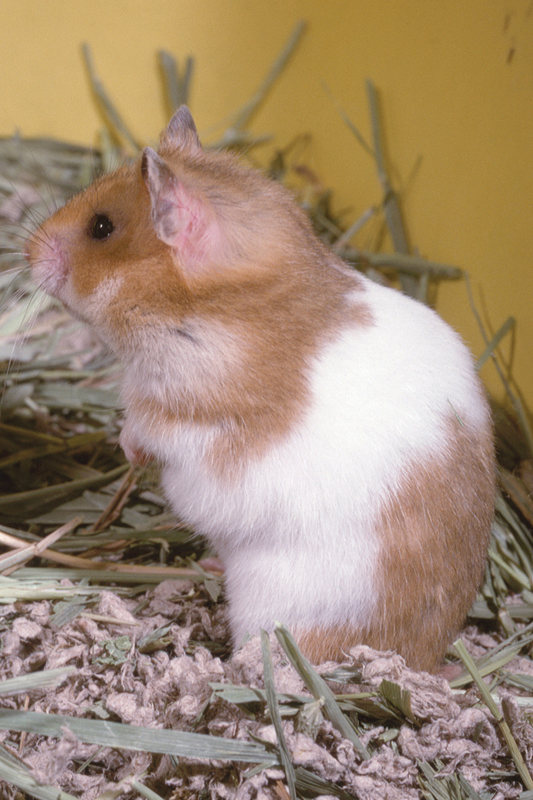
[1,27,533,800]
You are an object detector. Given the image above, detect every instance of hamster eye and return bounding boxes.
[89,214,114,240]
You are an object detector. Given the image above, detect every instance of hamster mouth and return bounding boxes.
[26,233,70,298]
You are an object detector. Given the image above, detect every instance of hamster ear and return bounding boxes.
[158,105,202,154]
[142,147,222,276]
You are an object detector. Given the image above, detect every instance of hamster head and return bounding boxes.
[25,105,320,358]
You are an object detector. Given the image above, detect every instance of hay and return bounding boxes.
[1,29,533,799]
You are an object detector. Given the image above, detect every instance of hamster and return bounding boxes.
[25,105,495,672]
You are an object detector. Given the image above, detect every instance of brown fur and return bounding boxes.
[123,263,373,475]
[29,144,373,475]
[295,415,495,672]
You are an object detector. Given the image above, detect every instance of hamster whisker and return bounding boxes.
[1,176,49,225]
[0,287,48,407]
[19,142,65,217]
[0,268,32,306]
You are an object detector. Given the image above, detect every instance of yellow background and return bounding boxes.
[1,0,532,416]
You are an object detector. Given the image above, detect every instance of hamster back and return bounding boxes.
[26,105,495,672]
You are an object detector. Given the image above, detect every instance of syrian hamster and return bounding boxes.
[25,106,495,672]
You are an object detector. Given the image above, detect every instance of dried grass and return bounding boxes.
[1,25,533,800]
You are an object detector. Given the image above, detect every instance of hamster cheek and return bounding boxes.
[69,274,126,328]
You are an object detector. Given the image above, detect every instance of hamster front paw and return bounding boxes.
[119,423,155,466]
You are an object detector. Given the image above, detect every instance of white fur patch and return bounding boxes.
[126,276,491,645]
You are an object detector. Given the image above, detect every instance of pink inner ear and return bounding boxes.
[143,147,225,277]
[165,181,226,275]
